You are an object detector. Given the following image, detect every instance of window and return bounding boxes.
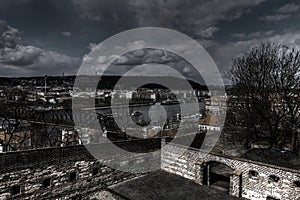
[269,175,280,183]
[43,178,51,188]
[72,194,82,200]
[249,170,258,178]
[294,181,300,187]
[69,172,77,182]
[266,196,280,200]
[3,175,9,181]
[92,167,99,176]
[11,185,20,195]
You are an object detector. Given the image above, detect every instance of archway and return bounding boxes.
[203,161,234,192]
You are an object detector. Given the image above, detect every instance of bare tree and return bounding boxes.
[227,42,300,152]
[0,88,35,151]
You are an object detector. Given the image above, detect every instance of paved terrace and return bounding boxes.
[105,170,239,200]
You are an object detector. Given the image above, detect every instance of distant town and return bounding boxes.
[0,75,226,153]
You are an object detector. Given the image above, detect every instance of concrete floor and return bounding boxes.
[109,170,240,200]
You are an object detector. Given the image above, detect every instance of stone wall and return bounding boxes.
[0,139,161,200]
[1,138,300,200]
[161,142,300,200]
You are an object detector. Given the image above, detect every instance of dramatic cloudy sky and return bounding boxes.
[0,0,300,77]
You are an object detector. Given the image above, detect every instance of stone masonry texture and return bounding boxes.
[0,139,300,200]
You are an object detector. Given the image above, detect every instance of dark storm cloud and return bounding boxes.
[113,49,178,66]
[61,32,72,37]
[0,0,92,57]
[104,49,201,83]
[73,0,139,30]
[134,0,266,36]
[0,20,80,77]
[205,28,300,74]
[260,14,291,22]
[85,42,207,84]
[278,3,300,14]
[73,0,266,38]
[0,20,20,49]
[259,2,300,22]
[71,0,270,78]
[1,0,300,77]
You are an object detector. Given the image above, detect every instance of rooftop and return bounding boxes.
[200,115,221,126]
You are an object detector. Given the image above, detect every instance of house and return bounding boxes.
[0,130,32,152]
[199,115,221,131]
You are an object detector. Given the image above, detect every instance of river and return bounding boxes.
[96,102,205,122]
